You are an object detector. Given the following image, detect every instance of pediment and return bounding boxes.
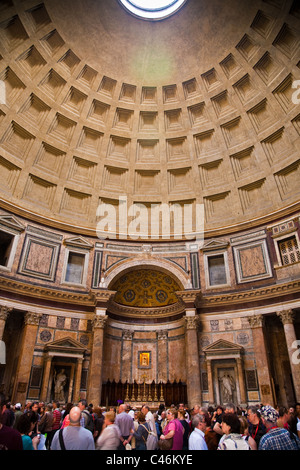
[45,336,86,354]
[201,239,229,251]
[203,339,243,354]
[64,236,93,249]
[0,215,25,233]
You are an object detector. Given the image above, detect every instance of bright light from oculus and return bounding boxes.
[119,0,187,20]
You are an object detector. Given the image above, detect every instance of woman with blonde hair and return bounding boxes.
[96,411,121,450]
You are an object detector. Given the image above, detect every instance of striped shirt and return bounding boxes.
[52,408,61,430]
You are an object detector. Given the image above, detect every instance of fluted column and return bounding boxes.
[277,309,300,402]
[248,315,274,406]
[185,314,201,408]
[0,306,12,340]
[87,313,108,406]
[12,311,42,404]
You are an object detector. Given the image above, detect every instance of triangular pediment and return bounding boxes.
[64,236,93,249]
[203,339,243,353]
[0,215,25,232]
[45,336,87,353]
[201,239,229,251]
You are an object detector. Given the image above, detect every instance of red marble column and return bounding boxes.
[12,312,42,404]
[87,314,108,406]
[185,313,201,408]
[248,315,275,406]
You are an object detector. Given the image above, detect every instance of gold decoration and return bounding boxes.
[110,269,180,308]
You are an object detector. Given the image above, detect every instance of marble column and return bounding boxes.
[206,359,214,405]
[121,330,133,383]
[185,314,201,408]
[0,306,12,340]
[277,309,300,402]
[40,355,52,402]
[12,312,42,404]
[248,315,274,406]
[73,358,83,402]
[236,357,247,406]
[88,289,115,406]
[87,313,108,406]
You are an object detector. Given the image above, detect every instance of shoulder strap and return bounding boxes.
[140,423,150,433]
[59,428,66,451]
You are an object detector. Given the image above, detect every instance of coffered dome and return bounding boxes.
[0,0,299,238]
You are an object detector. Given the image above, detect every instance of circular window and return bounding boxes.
[119,0,187,20]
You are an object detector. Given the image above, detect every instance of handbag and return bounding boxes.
[158,436,173,450]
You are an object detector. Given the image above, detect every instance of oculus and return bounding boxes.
[118,0,187,20]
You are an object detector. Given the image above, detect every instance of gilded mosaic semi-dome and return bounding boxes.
[0,0,299,239]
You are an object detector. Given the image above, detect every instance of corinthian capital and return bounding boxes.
[185,315,200,330]
[247,315,264,329]
[25,312,42,326]
[0,306,12,321]
[277,309,295,325]
[93,315,108,330]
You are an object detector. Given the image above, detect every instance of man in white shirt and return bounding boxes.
[188,414,208,450]
[141,405,157,436]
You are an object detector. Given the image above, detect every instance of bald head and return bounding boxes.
[69,406,81,425]
[119,404,126,413]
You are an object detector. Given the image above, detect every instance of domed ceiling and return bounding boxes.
[110,269,180,307]
[0,0,299,238]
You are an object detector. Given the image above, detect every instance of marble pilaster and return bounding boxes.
[121,329,133,383]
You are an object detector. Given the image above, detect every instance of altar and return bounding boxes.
[101,378,187,408]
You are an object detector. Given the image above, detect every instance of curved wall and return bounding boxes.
[0,0,299,237]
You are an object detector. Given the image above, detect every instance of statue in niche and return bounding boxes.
[219,372,235,403]
[53,368,67,402]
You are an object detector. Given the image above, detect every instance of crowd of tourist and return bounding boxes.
[0,393,299,451]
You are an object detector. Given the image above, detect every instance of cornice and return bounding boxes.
[0,275,95,306]
[200,280,300,307]
[0,275,299,313]
[107,299,186,319]
[0,198,299,239]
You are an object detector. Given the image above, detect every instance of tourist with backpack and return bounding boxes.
[78,399,95,434]
[133,412,151,450]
